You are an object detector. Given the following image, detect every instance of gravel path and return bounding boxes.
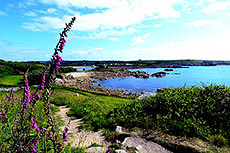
[55,106,106,148]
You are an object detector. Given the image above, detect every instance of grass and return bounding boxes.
[51,86,132,131]
[0,75,23,86]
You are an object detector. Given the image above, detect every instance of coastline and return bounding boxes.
[55,70,141,98]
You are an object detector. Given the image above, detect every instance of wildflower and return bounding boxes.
[31,118,35,124]
[53,53,63,73]
[34,122,39,133]
[37,94,41,101]
[64,140,68,144]
[32,145,37,152]
[23,72,31,110]
[39,69,46,93]
[11,88,14,97]
[49,131,52,137]
[63,127,69,140]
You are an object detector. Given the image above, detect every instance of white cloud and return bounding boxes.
[65,47,103,59]
[47,8,56,13]
[88,27,137,39]
[0,46,46,61]
[154,24,163,27]
[131,33,150,46]
[0,11,7,16]
[27,0,183,33]
[225,12,230,16]
[23,16,64,31]
[19,0,37,8]
[109,38,118,41]
[84,33,230,60]
[203,1,230,13]
[38,8,57,14]
[24,11,37,17]
[184,20,221,27]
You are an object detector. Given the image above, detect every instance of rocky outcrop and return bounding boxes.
[54,72,139,98]
[164,68,173,71]
[132,71,150,78]
[151,72,166,77]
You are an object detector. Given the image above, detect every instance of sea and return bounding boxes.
[94,65,230,93]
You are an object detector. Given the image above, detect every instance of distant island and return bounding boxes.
[38,59,230,68]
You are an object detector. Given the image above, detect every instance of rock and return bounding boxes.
[133,71,150,78]
[115,149,127,153]
[98,84,102,87]
[157,88,168,93]
[75,93,79,96]
[151,72,166,77]
[164,68,173,71]
[85,147,107,153]
[0,87,21,91]
[138,92,155,100]
[116,126,123,133]
[122,136,172,153]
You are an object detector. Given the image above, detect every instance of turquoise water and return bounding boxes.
[94,66,230,93]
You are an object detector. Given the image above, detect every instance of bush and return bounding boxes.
[106,85,230,144]
[210,135,227,147]
[28,69,47,85]
[58,66,76,73]
[0,65,14,76]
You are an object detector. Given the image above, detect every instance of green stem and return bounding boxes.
[44,132,47,153]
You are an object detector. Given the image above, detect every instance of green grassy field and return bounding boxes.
[0,75,23,86]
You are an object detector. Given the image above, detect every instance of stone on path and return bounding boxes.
[85,147,107,153]
[122,136,172,153]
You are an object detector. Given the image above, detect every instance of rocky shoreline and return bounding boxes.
[55,69,174,98]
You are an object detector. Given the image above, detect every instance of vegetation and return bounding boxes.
[0,17,76,152]
[46,84,230,152]
[0,75,23,86]
[105,85,230,145]
[0,59,45,76]
[51,86,132,131]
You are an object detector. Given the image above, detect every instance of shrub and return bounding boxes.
[210,135,227,147]
[106,85,230,144]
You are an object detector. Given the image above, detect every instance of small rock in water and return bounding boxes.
[116,126,123,133]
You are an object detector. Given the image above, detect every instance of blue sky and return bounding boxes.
[1,0,230,61]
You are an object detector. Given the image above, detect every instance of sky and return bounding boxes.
[1,0,230,61]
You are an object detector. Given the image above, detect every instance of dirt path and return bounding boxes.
[55,106,106,148]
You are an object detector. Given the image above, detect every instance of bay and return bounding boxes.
[94,65,230,93]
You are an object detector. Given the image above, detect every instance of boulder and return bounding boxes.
[115,126,123,133]
[85,147,107,153]
[122,136,172,153]
[115,149,127,153]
